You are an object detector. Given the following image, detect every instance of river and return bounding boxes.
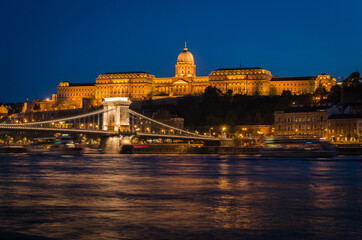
[0,154,361,240]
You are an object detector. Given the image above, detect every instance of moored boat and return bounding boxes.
[260,136,338,158]
[27,135,82,155]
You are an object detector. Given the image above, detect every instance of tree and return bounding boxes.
[253,112,264,125]
[327,85,341,103]
[281,90,292,97]
[313,86,328,103]
[225,110,238,126]
[354,133,360,143]
[146,91,154,100]
[206,114,220,126]
[33,104,40,111]
[343,72,360,87]
[225,89,233,97]
[307,78,316,93]
[202,86,223,98]
[347,133,352,141]
[269,85,277,95]
[238,112,252,125]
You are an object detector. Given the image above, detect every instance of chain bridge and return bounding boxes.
[0,98,218,150]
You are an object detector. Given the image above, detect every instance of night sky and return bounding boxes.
[1,0,361,102]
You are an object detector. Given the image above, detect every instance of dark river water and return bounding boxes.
[0,154,361,240]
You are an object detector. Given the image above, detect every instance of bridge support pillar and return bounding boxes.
[101,136,121,154]
[102,97,131,131]
[101,136,134,154]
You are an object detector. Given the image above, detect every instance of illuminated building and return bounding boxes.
[327,114,362,142]
[235,125,273,136]
[274,106,330,136]
[209,67,272,95]
[23,44,337,111]
[274,104,357,139]
[0,105,8,118]
[57,82,95,108]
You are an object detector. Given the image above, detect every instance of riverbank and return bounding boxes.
[133,144,362,155]
[133,144,261,155]
[1,143,361,155]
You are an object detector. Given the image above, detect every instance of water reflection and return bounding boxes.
[0,154,361,239]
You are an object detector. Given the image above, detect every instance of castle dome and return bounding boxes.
[177,45,194,64]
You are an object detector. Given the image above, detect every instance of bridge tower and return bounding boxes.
[102,97,131,131]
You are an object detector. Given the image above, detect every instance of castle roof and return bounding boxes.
[271,76,315,81]
[102,71,149,75]
[69,83,95,87]
[97,71,155,79]
[214,67,262,71]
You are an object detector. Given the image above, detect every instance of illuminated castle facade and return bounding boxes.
[54,44,336,109]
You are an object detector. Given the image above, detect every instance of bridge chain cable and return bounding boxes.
[0,107,116,126]
[129,110,214,139]
[0,125,113,134]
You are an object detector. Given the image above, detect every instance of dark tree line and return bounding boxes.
[138,86,314,129]
[328,72,362,104]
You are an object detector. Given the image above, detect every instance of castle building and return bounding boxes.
[209,67,272,95]
[271,74,336,95]
[35,44,336,111]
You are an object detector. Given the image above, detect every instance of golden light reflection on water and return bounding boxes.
[308,161,347,209]
[0,155,361,239]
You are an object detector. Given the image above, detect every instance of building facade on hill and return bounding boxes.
[274,105,331,137]
[327,114,362,143]
[24,44,336,111]
[274,104,362,143]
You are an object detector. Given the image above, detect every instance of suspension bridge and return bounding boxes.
[0,97,218,151]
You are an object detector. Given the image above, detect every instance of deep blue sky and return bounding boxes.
[1,0,361,102]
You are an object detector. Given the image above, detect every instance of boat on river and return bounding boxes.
[27,136,82,155]
[260,136,338,158]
